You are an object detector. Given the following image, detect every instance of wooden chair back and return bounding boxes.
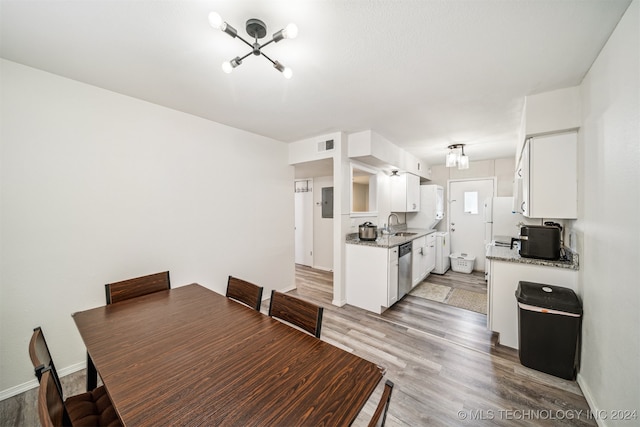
[105,271,170,304]
[28,327,63,398]
[368,380,394,427]
[268,290,324,338]
[226,276,264,311]
[31,329,122,427]
[37,368,65,427]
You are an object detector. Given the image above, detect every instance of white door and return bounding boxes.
[449,179,495,272]
[294,190,313,266]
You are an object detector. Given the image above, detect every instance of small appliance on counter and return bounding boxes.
[358,222,378,241]
[510,225,561,260]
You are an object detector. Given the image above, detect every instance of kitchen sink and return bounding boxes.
[393,232,417,237]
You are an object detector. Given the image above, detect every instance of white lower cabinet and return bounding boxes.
[411,236,426,287]
[346,244,399,314]
[411,232,436,288]
[488,259,577,349]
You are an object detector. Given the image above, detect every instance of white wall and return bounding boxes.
[0,60,295,396]
[427,158,515,231]
[572,1,639,422]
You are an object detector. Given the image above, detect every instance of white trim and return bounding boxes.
[0,378,39,401]
[0,361,86,401]
[332,298,347,307]
[577,374,606,427]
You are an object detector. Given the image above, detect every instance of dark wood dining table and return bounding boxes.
[72,283,384,426]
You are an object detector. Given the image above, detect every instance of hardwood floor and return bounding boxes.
[291,265,595,427]
[2,266,594,426]
[427,269,487,294]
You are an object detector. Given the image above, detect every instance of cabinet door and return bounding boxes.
[390,175,406,212]
[406,173,420,212]
[528,132,577,218]
[411,236,426,287]
[388,247,399,306]
[391,173,420,212]
[521,139,531,216]
[425,234,436,274]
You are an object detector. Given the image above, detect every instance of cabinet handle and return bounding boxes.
[521,201,526,212]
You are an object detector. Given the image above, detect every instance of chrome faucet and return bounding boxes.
[387,213,400,233]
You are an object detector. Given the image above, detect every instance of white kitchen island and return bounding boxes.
[487,245,579,349]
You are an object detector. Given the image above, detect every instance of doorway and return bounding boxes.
[294,180,313,266]
[448,178,496,272]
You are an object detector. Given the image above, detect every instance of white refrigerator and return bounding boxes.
[483,197,540,246]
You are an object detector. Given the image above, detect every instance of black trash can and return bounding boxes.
[515,281,582,380]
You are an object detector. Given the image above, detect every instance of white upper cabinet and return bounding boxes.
[391,173,420,212]
[519,131,577,219]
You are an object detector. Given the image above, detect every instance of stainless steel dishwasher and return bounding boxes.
[398,242,412,299]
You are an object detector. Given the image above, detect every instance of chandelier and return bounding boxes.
[209,12,298,79]
[445,144,469,170]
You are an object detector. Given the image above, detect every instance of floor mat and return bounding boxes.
[409,282,451,302]
[446,288,487,314]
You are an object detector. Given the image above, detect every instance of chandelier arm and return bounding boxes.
[237,51,253,62]
[234,33,255,50]
[260,51,277,66]
[259,38,276,50]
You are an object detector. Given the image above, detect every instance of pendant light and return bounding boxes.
[446,144,470,170]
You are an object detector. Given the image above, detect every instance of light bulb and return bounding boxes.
[221,61,233,74]
[458,155,469,169]
[208,12,223,30]
[445,151,458,167]
[283,23,298,39]
[283,67,293,79]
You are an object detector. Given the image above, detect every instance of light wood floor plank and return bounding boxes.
[292,264,595,427]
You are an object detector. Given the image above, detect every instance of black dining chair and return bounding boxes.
[368,379,394,427]
[226,276,264,311]
[268,290,324,338]
[105,271,170,304]
[29,328,122,427]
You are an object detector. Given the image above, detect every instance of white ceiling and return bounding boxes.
[0,0,631,169]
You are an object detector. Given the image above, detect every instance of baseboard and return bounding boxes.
[280,285,297,293]
[0,378,39,401]
[312,265,333,272]
[577,373,607,427]
[0,361,86,401]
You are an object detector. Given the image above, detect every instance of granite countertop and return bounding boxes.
[486,244,579,270]
[346,228,436,248]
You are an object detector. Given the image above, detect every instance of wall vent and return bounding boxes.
[317,139,335,152]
